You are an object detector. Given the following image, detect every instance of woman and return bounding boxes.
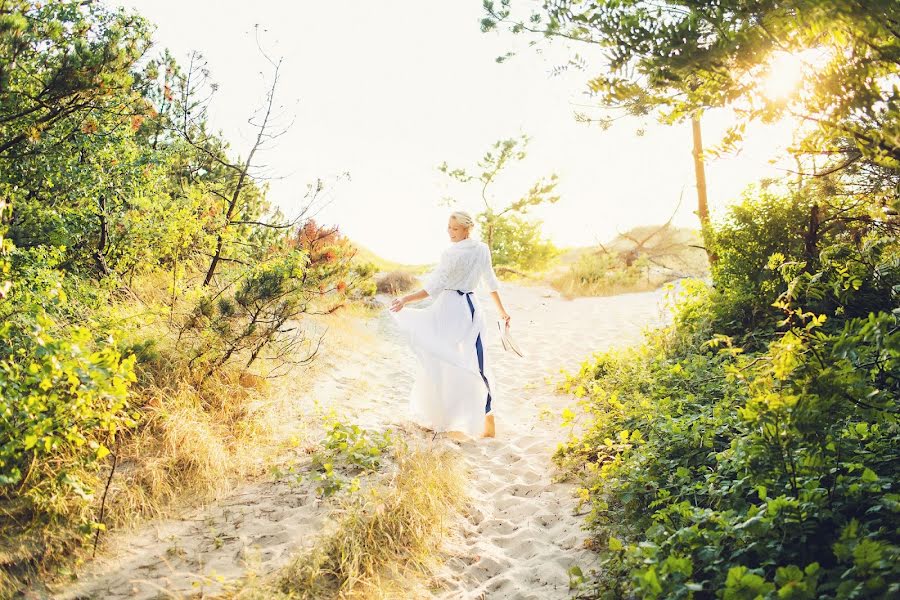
[389,211,511,439]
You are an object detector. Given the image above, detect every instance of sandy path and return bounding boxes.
[51,283,666,600]
[420,284,667,599]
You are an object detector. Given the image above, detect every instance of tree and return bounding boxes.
[482,0,900,258]
[0,1,150,156]
[485,1,900,163]
[1,1,156,276]
[477,211,558,271]
[439,135,559,267]
[0,5,372,586]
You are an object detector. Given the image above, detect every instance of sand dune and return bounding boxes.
[52,283,667,599]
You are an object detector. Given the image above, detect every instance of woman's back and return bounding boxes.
[423,238,500,297]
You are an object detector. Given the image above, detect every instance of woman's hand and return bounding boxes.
[390,289,429,312]
[390,296,407,312]
[499,310,511,327]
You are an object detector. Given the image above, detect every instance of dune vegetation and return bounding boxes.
[481,0,900,598]
[0,2,375,593]
[3,0,899,599]
[239,443,465,600]
[551,225,710,297]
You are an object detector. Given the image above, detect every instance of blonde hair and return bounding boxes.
[449,210,475,229]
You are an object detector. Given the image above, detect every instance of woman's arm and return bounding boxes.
[391,249,453,312]
[491,291,511,325]
[483,244,511,325]
[390,289,428,312]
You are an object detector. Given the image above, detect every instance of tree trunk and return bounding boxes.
[691,115,716,264]
[95,195,111,277]
[804,203,819,266]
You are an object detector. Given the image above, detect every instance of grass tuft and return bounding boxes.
[239,443,466,599]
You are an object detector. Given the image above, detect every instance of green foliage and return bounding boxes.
[308,422,393,497]
[0,267,136,526]
[528,2,900,584]
[0,1,151,157]
[555,188,900,598]
[709,188,814,335]
[484,1,900,170]
[0,2,374,590]
[478,211,558,271]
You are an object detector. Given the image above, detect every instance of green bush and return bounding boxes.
[309,422,393,497]
[480,212,559,272]
[552,251,652,296]
[709,188,815,338]
[0,275,136,528]
[556,195,900,598]
[0,5,377,591]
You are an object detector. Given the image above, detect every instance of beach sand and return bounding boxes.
[51,283,668,599]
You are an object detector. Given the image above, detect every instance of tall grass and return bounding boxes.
[0,267,371,597]
[238,443,466,599]
[551,252,663,297]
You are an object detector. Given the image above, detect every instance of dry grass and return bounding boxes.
[236,443,466,600]
[375,271,419,296]
[551,270,667,298]
[106,370,272,527]
[0,273,373,597]
[549,250,702,298]
[102,272,383,527]
[544,227,709,298]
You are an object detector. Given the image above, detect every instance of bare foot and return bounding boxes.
[483,414,496,438]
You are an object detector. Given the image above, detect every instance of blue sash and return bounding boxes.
[455,290,492,414]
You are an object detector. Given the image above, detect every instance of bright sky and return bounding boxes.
[113,0,797,264]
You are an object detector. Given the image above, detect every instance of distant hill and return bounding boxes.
[351,243,430,274]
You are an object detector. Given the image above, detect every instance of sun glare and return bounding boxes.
[761,51,805,101]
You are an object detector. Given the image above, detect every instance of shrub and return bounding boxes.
[0,4,375,593]
[480,211,559,272]
[376,271,418,295]
[556,192,900,599]
[709,187,815,337]
[308,421,393,497]
[552,251,654,296]
[0,270,137,534]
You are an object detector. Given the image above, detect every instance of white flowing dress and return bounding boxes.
[390,238,501,437]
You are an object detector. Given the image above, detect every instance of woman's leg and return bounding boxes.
[483,414,495,438]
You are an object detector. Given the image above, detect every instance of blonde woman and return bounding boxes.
[390,211,511,439]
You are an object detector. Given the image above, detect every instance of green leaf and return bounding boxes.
[860,468,878,484]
